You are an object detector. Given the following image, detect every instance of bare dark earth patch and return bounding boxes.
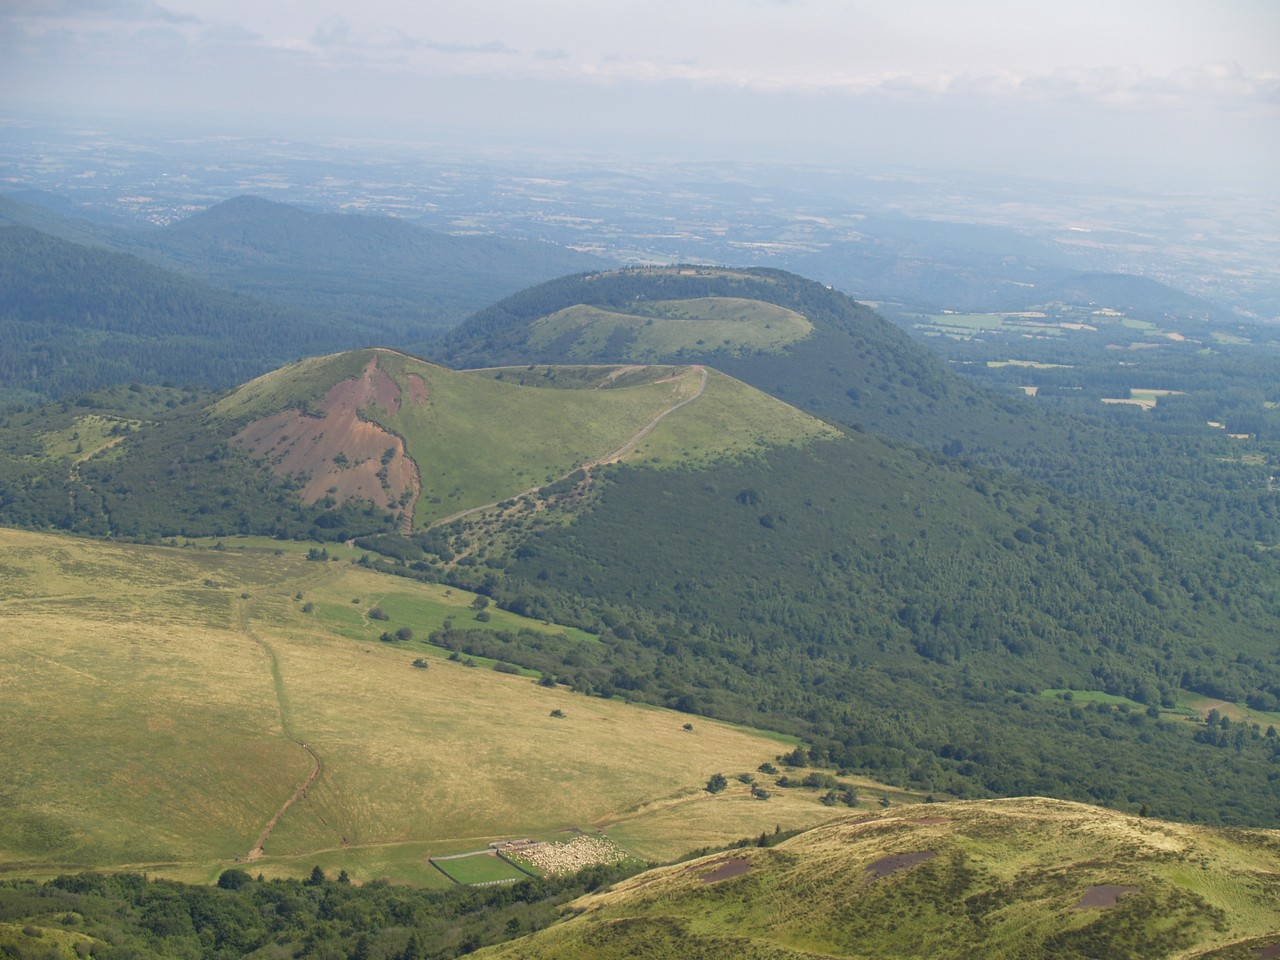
[1073,884,1140,909]
[697,856,753,883]
[1253,944,1280,960]
[866,850,936,878]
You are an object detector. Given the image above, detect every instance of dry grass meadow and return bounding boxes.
[0,527,846,885]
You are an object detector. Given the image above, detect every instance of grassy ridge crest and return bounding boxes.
[480,797,1280,959]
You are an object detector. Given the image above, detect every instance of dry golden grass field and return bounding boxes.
[0,527,850,885]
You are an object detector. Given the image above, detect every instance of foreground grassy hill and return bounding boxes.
[1,798,1276,959]
[0,527,844,883]
[479,797,1280,960]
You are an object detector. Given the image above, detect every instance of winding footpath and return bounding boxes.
[237,601,323,861]
[426,365,708,531]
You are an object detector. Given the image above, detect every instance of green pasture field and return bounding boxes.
[0,526,845,884]
[615,368,841,469]
[1178,692,1280,727]
[1042,688,1280,729]
[986,360,1073,369]
[526,297,812,362]
[432,853,531,885]
[34,414,139,461]
[1210,330,1252,345]
[303,565,598,646]
[926,313,1005,330]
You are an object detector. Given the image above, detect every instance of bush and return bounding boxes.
[368,607,389,621]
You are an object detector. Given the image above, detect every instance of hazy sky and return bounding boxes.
[2,0,1277,188]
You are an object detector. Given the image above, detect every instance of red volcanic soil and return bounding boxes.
[1073,885,1140,910]
[865,851,935,878]
[232,359,420,518]
[405,373,429,403]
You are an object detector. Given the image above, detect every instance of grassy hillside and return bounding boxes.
[0,346,836,540]
[5,349,1280,826]
[432,265,1039,452]
[478,798,1280,960]
[212,348,837,528]
[525,297,812,362]
[0,527,844,883]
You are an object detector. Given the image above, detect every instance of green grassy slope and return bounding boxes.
[478,798,1280,960]
[0,526,834,882]
[432,265,1041,451]
[210,348,837,528]
[526,297,812,362]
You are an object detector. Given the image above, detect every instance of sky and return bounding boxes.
[2,0,1278,189]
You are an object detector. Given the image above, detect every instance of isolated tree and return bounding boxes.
[216,868,250,890]
[705,773,728,794]
[395,626,413,641]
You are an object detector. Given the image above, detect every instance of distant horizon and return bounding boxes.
[2,1,1276,195]
[3,99,1275,201]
